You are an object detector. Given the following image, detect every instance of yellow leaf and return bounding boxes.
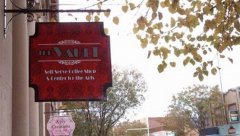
[158,64,165,73]
[170,62,176,67]
[151,34,159,45]
[216,3,224,11]
[177,7,185,15]
[158,62,167,73]
[196,1,202,11]
[171,17,176,27]
[190,59,195,65]
[153,22,163,29]
[193,71,198,77]
[147,27,153,34]
[193,53,202,62]
[160,47,170,59]
[234,21,240,32]
[94,16,100,22]
[104,28,109,35]
[175,32,183,39]
[122,5,129,13]
[211,68,217,75]
[160,1,166,8]
[152,12,157,20]
[113,16,119,25]
[164,36,170,43]
[183,57,191,66]
[198,74,204,81]
[133,26,139,34]
[174,47,181,57]
[153,48,160,56]
[104,12,110,17]
[163,0,170,7]
[86,14,92,22]
[140,38,148,48]
[168,6,177,14]
[129,3,136,10]
[137,16,148,30]
[203,71,208,76]
[203,4,211,14]
[136,35,141,40]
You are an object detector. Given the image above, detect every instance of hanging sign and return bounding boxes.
[29,22,112,101]
[229,110,239,122]
[228,126,236,134]
[47,115,75,136]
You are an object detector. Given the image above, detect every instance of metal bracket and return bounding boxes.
[3,0,110,38]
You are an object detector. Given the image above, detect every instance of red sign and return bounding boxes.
[29,22,112,101]
[47,116,75,136]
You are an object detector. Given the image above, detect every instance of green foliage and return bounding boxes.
[84,0,239,81]
[166,85,226,135]
[64,66,147,136]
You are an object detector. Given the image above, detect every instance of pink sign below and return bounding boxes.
[47,115,75,136]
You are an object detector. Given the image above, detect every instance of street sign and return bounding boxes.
[29,22,112,101]
[229,110,239,122]
[47,115,75,136]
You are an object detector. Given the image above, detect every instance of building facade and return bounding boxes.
[0,0,59,136]
[140,117,175,136]
[224,87,240,122]
[200,87,240,136]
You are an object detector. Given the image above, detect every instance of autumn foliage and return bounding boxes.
[86,0,240,81]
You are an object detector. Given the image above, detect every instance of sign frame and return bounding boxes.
[29,22,112,102]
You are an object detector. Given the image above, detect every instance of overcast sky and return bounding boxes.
[59,0,240,120]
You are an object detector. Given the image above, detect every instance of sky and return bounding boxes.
[59,0,240,120]
[110,34,240,120]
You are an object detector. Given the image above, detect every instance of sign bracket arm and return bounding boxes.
[3,0,110,38]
